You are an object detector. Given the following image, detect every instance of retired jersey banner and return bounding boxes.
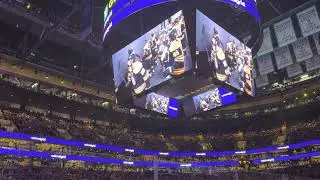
[274,46,293,69]
[257,53,274,75]
[255,75,269,88]
[257,28,273,56]
[286,63,303,78]
[305,56,320,72]
[252,66,257,78]
[274,17,297,47]
[313,33,320,55]
[292,37,313,62]
[297,6,320,37]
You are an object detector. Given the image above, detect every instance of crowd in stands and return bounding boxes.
[0,103,319,161]
[0,77,318,179]
[0,104,319,152]
[1,48,320,179]
[0,162,319,180]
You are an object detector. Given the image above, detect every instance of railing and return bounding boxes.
[0,131,319,158]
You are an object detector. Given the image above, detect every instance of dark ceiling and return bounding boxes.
[0,0,313,86]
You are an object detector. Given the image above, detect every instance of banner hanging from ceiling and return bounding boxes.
[305,56,320,72]
[274,46,293,69]
[257,53,274,75]
[297,6,320,37]
[274,17,297,47]
[292,37,313,63]
[286,63,303,78]
[313,33,320,55]
[252,67,257,78]
[255,75,269,88]
[257,28,273,56]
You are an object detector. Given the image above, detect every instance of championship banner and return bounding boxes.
[255,75,269,88]
[274,46,293,69]
[305,56,320,72]
[274,17,297,47]
[313,33,320,55]
[257,28,273,56]
[292,37,313,62]
[257,53,274,75]
[286,63,303,78]
[252,66,257,78]
[297,6,320,37]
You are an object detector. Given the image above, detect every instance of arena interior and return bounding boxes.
[0,0,320,179]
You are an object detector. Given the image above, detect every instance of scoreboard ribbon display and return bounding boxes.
[225,0,259,20]
[103,0,174,40]
[103,0,259,41]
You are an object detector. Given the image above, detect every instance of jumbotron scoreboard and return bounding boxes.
[103,0,261,119]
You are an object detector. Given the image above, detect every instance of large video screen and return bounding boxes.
[145,93,170,114]
[196,10,255,96]
[112,10,192,96]
[145,93,179,118]
[192,87,237,113]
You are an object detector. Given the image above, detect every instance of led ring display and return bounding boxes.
[1,131,319,157]
[103,0,259,41]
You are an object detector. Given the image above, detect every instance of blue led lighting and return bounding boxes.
[252,152,320,165]
[103,0,260,40]
[0,147,236,168]
[191,161,239,167]
[0,131,319,158]
[218,87,238,105]
[103,0,173,40]
[274,152,320,162]
[222,0,260,21]
[167,98,179,118]
[0,147,318,168]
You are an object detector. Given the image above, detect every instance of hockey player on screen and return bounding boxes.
[211,28,230,82]
[160,97,169,114]
[149,96,159,111]
[169,29,185,76]
[199,97,209,112]
[243,49,253,95]
[150,33,159,72]
[207,88,221,107]
[159,34,173,79]
[127,48,150,95]
[225,39,238,71]
[142,40,154,77]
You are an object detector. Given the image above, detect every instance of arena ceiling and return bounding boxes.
[0,0,312,85]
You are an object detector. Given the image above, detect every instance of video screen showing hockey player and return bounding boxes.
[145,93,170,115]
[193,88,222,113]
[112,10,192,96]
[196,10,255,96]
